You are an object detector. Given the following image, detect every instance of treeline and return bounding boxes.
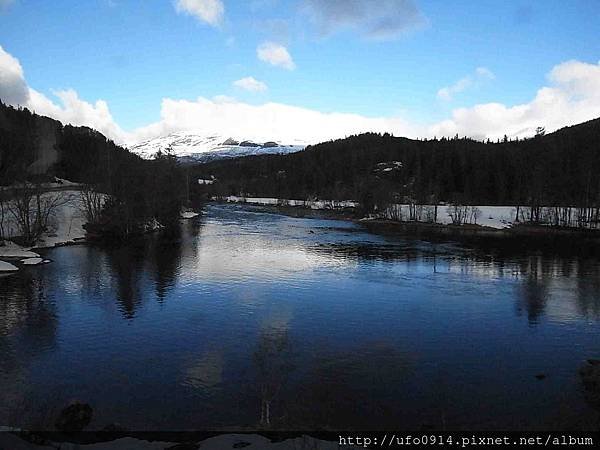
[193,118,600,226]
[0,102,185,241]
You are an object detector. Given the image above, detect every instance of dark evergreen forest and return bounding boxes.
[0,102,185,239]
[194,118,600,224]
[3,100,600,230]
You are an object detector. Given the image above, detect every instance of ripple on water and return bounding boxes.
[1,203,600,430]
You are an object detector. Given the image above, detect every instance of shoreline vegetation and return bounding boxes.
[194,119,600,235]
[0,182,199,273]
[3,101,600,267]
[217,196,600,252]
[1,103,189,273]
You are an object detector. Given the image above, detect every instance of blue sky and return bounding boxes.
[1,0,599,144]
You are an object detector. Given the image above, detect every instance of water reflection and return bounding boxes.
[254,324,294,427]
[515,259,550,325]
[575,261,600,320]
[0,271,58,428]
[183,350,224,390]
[1,204,600,430]
[289,342,412,429]
[107,244,146,319]
[94,227,187,318]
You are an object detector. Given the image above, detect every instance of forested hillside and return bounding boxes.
[194,119,600,221]
[0,102,185,239]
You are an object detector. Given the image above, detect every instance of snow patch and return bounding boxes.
[221,196,358,210]
[382,204,515,229]
[220,197,516,229]
[0,260,18,272]
[1,190,87,248]
[181,211,200,219]
[0,242,40,259]
[128,132,306,162]
[20,257,45,265]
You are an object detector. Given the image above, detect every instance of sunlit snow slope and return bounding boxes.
[128,133,306,163]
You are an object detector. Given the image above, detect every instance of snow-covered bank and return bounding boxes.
[0,261,18,272]
[181,210,199,219]
[1,190,87,249]
[381,204,515,229]
[0,241,40,258]
[37,190,87,248]
[220,195,358,210]
[21,257,47,266]
[218,196,515,229]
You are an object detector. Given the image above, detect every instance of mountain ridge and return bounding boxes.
[127,132,307,163]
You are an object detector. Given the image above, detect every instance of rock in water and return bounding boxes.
[55,402,93,432]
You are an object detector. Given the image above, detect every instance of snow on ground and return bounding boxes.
[128,132,307,162]
[37,191,87,248]
[0,241,40,258]
[437,205,515,229]
[222,195,359,210]
[20,257,45,265]
[181,211,200,219]
[381,204,516,229]
[0,178,82,192]
[1,190,87,249]
[222,197,517,229]
[39,177,83,190]
[0,261,18,272]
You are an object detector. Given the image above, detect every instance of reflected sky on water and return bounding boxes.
[1,204,600,431]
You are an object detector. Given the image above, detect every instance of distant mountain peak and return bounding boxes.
[127,132,306,163]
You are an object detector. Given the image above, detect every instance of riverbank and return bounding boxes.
[361,219,600,254]
[0,188,200,272]
[213,198,600,254]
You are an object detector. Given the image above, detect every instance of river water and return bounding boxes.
[1,204,599,431]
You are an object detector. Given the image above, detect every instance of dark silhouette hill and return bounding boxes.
[193,118,600,213]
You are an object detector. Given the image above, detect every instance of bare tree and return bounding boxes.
[6,182,71,246]
[447,202,480,225]
[80,184,105,225]
[447,203,469,225]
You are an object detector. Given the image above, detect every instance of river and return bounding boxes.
[1,203,599,431]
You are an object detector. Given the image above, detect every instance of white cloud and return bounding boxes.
[437,66,495,101]
[233,76,268,92]
[126,95,417,145]
[257,42,295,70]
[475,67,494,79]
[301,0,426,40]
[1,46,126,141]
[27,88,126,142]
[174,0,224,27]
[2,46,600,148]
[430,60,600,140]
[0,45,29,105]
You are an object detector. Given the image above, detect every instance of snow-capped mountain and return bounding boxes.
[128,133,307,163]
